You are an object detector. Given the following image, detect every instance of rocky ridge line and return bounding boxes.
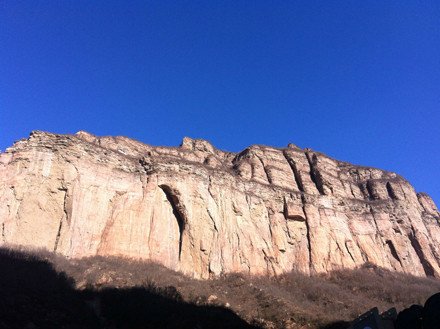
[0,131,439,279]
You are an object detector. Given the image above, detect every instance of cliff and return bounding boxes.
[0,131,439,279]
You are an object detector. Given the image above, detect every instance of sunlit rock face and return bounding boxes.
[1,131,439,279]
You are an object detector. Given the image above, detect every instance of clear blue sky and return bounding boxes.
[1,1,439,204]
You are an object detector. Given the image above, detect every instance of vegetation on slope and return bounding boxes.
[1,247,439,329]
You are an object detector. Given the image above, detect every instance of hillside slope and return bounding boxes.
[1,248,440,329]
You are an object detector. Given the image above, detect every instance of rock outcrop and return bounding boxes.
[1,131,439,279]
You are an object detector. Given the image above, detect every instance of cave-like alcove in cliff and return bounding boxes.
[159,185,185,261]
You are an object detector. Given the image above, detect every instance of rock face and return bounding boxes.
[1,131,439,279]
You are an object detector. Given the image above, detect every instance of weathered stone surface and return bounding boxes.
[0,131,439,279]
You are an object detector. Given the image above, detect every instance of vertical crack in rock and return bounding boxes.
[386,182,397,200]
[245,194,252,211]
[359,183,370,200]
[348,183,357,199]
[368,207,381,240]
[266,207,274,247]
[206,209,218,233]
[97,193,120,254]
[159,185,185,261]
[235,233,250,273]
[53,219,63,252]
[360,249,369,262]
[300,194,313,272]
[256,155,272,184]
[147,207,155,252]
[385,240,403,268]
[2,223,5,243]
[366,180,376,200]
[334,240,343,255]
[205,216,217,275]
[262,248,276,275]
[345,241,355,263]
[399,184,408,200]
[282,151,304,192]
[207,176,220,210]
[54,189,68,252]
[408,228,435,276]
[305,152,324,195]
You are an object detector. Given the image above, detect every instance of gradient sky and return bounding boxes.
[1,1,439,204]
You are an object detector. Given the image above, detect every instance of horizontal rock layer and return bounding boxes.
[0,131,439,279]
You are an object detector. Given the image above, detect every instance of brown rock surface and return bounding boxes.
[0,131,439,279]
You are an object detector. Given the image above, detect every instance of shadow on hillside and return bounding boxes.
[318,321,350,329]
[0,249,260,329]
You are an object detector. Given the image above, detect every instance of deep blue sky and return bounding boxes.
[1,1,439,204]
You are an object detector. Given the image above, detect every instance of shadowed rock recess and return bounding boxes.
[1,131,439,279]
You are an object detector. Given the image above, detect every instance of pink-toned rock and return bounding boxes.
[284,200,306,221]
[0,131,439,279]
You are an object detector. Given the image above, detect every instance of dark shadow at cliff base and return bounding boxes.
[0,249,259,329]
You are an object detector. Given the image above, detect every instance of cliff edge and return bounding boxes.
[1,131,439,279]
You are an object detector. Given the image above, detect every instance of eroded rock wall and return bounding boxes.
[1,131,439,279]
